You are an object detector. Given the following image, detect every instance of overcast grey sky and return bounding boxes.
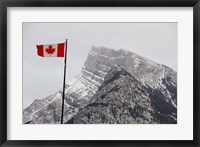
[23,22,177,108]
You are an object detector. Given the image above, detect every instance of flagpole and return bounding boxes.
[61,39,68,124]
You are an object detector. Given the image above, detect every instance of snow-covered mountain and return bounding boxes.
[23,46,177,124]
[72,66,176,124]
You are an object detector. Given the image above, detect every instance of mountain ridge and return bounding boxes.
[72,66,176,124]
[23,46,177,124]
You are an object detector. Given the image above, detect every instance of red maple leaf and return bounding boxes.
[46,45,55,55]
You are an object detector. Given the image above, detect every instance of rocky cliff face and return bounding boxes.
[23,46,177,124]
[86,47,176,105]
[73,66,176,124]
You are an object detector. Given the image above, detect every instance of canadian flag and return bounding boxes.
[36,43,65,57]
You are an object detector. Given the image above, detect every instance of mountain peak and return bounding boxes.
[90,46,137,58]
[23,46,177,124]
[73,64,177,124]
